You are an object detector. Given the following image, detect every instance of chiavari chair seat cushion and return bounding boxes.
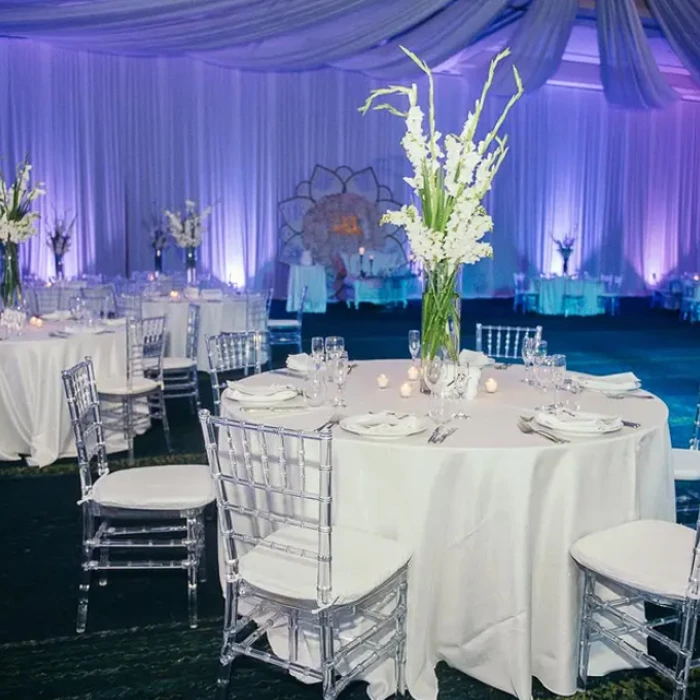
[97,375,159,397]
[267,318,301,329]
[571,520,694,600]
[672,448,700,481]
[239,524,411,605]
[162,356,198,371]
[91,464,214,511]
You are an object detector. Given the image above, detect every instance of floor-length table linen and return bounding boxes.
[219,360,674,700]
[143,296,253,370]
[537,277,605,316]
[286,263,327,313]
[0,323,127,466]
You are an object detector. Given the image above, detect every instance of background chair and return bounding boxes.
[62,357,213,633]
[98,316,172,465]
[512,273,539,314]
[599,275,622,316]
[674,385,700,525]
[156,303,201,413]
[571,514,700,700]
[199,411,410,700]
[562,277,585,317]
[206,330,269,414]
[28,285,62,316]
[81,283,117,318]
[268,285,307,353]
[475,323,543,360]
[115,292,143,319]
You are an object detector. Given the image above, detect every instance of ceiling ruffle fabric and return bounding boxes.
[0,0,698,107]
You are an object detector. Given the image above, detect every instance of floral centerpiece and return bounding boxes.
[163,200,212,285]
[360,47,522,381]
[46,212,75,280]
[149,219,169,276]
[552,234,575,275]
[0,157,45,306]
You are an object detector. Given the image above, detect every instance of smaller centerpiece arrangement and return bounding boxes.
[359,47,522,390]
[148,217,169,277]
[552,233,575,275]
[0,156,46,306]
[164,200,212,285]
[46,212,75,280]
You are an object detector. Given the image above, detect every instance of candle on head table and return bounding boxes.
[400,382,413,398]
[485,377,498,393]
[377,373,389,389]
[359,246,366,256]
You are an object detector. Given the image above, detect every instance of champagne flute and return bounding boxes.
[311,336,325,368]
[408,330,421,365]
[532,340,548,388]
[326,351,349,407]
[549,354,567,409]
[521,336,536,384]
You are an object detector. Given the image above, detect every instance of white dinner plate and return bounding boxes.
[534,415,623,436]
[340,413,428,439]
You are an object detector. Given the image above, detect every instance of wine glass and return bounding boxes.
[521,336,536,384]
[303,368,327,407]
[549,354,567,408]
[532,340,549,387]
[408,330,421,365]
[311,337,325,368]
[326,351,349,407]
[324,336,344,359]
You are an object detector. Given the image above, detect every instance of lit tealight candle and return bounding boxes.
[485,377,498,393]
[377,373,389,389]
[359,246,366,256]
[169,290,180,300]
[407,365,420,381]
[400,382,413,398]
[29,316,43,327]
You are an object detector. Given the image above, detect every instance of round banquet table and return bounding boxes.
[143,296,253,371]
[537,277,605,316]
[220,359,674,700]
[0,322,127,467]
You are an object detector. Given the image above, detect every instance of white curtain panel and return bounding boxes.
[1,39,699,296]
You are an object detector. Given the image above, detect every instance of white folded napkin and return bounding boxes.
[42,310,72,321]
[286,353,322,374]
[458,349,493,368]
[183,286,200,299]
[225,381,298,404]
[342,411,421,437]
[103,317,126,327]
[62,324,104,335]
[201,289,223,300]
[535,410,623,434]
[571,371,641,393]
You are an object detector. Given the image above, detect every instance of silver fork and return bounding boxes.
[316,413,341,432]
[435,426,458,443]
[518,418,568,444]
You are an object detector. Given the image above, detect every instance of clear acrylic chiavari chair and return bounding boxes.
[206,330,269,414]
[62,357,214,634]
[674,385,700,525]
[199,410,410,700]
[81,284,117,317]
[29,285,62,316]
[268,285,307,354]
[475,323,543,360]
[572,504,700,700]
[115,292,143,319]
[98,316,172,465]
[157,303,201,413]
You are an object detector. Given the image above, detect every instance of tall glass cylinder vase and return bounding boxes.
[185,246,197,286]
[54,253,65,281]
[420,262,462,393]
[1,241,22,308]
[561,250,572,275]
[154,248,163,277]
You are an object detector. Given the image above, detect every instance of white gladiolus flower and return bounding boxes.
[164,201,211,248]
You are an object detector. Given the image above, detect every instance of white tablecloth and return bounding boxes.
[143,297,252,371]
[537,278,605,316]
[286,264,327,313]
[221,360,674,700]
[0,322,127,466]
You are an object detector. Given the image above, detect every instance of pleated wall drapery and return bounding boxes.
[1,38,699,296]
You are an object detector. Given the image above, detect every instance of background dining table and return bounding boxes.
[219,359,674,700]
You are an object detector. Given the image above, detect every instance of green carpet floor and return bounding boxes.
[1,299,699,700]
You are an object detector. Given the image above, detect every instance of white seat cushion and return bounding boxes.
[571,520,695,600]
[268,319,301,329]
[91,464,214,510]
[239,525,410,605]
[162,356,197,371]
[673,448,700,481]
[98,375,159,396]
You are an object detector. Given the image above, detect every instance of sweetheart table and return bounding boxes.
[220,359,674,700]
[0,322,127,466]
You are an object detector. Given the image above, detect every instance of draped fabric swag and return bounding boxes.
[1,39,698,296]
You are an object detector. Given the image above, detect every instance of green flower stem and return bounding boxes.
[1,241,21,307]
[421,263,461,363]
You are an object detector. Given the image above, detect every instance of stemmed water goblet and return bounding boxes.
[521,336,536,384]
[311,336,325,369]
[324,336,344,359]
[408,330,421,366]
[326,350,349,407]
[424,350,453,425]
[531,340,548,387]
